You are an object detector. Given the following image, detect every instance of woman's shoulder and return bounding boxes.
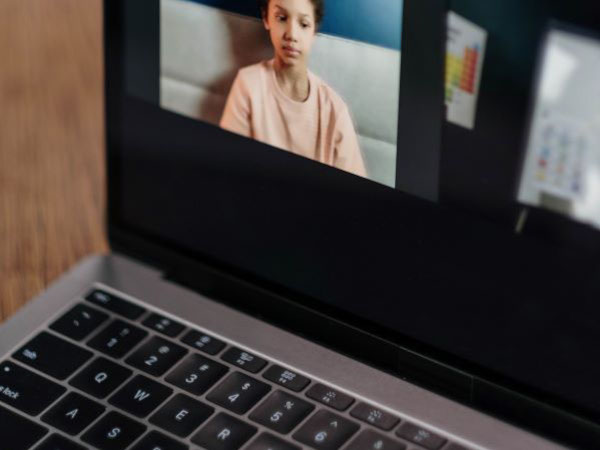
[310,72,350,114]
[236,60,272,84]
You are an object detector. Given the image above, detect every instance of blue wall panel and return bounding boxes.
[181,0,403,50]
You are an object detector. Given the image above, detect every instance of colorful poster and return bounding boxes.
[531,116,590,201]
[445,12,487,130]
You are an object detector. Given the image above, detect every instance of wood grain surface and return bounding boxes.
[0,0,107,323]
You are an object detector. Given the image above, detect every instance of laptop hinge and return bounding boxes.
[165,259,475,405]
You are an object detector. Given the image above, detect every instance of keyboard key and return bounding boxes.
[125,336,187,376]
[191,412,257,450]
[0,361,66,415]
[293,410,359,450]
[109,375,173,418]
[221,347,267,373]
[69,357,132,399]
[41,392,105,435]
[88,319,148,359]
[50,304,109,341]
[396,423,447,450]
[149,393,214,437]
[444,444,470,450]
[0,404,48,450]
[206,372,271,415]
[142,313,185,337]
[36,434,87,450]
[86,289,146,320]
[82,411,146,450]
[263,365,311,392]
[350,402,400,430]
[247,433,301,450]
[13,332,93,380]
[346,429,406,450]
[181,329,226,355]
[165,353,228,396]
[306,384,354,411]
[131,430,188,450]
[249,390,314,434]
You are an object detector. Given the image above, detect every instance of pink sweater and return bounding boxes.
[220,60,367,178]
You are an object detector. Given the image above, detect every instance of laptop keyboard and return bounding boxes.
[0,288,471,450]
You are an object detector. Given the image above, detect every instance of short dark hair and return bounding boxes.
[259,0,325,27]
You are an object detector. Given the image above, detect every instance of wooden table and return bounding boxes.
[0,0,107,323]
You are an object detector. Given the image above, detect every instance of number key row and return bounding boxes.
[166,353,229,395]
[207,371,271,415]
[88,319,148,359]
[249,390,314,434]
[125,336,187,377]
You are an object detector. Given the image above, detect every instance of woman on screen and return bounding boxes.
[220,0,367,178]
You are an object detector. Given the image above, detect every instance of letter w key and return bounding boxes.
[109,375,173,417]
[134,389,151,402]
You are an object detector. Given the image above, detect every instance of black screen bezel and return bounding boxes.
[105,1,600,447]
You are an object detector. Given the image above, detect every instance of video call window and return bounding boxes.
[160,0,403,188]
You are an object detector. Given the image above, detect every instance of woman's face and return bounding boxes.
[263,0,317,68]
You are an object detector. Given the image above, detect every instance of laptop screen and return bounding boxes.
[109,0,600,435]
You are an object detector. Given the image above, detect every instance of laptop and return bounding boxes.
[1,0,600,449]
